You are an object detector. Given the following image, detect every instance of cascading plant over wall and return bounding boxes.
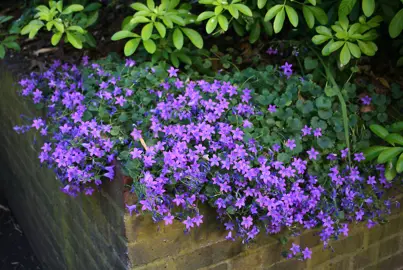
[14,56,402,260]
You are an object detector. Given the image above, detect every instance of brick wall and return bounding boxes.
[1,61,403,270]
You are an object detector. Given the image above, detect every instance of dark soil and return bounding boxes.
[0,194,42,270]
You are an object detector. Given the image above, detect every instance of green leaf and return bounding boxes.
[389,9,403,38]
[67,26,85,34]
[66,31,83,49]
[51,31,63,45]
[3,41,20,51]
[143,39,156,54]
[310,6,328,25]
[249,22,261,44]
[111,30,138,41]
[340,44,351,65]
[130,3,149,11]
[182,28,203,48]
[304,56,318,70]
[258,0,268,9]
[308,0,316,5]
[370,124,389,139]
[303,6,315,29]
[233,4,253,17]
[62,4,84,14]
[170,53,180,68]
[315,96,332,109]
[316,26,332,36]
[385,161,397,181]
[261,19,273,36]
[396,153,403,173]
[357,40,377,56]
[124,38,141,56]
[285,6,299,27]
[176,51,192,65]
[264,5,283,21]
[84,3,102,12]
[322,40,335,56]
[347,42,361,58]
[328,41,345,53]
[170,15,185,26]
[362,0,375,17]
[273,8,285,33]
[0,45,5,59]
[147,0,155,10]
[363,146,390,161]
[173,28,184,49]
[206,16,218,34]
[197,11,215,21]
[378,147,403,163]
[141,23,154,40]
[154,22,166,38]
[339,0,357,17]
[228,5,239,19]
[312,35,331,45]
[385,133,403,146]
[217,14,229,31]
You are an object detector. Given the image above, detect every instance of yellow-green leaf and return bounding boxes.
[273,8,285,33]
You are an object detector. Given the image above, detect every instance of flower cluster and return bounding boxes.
[15,58,400,261]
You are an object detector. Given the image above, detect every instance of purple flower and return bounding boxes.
[164,214,174,225]
[125,59,136,67]
[361,95,371,105]
[168,67,179,77]
[301,125,312,136]
[266,47,278,55]
[268,104,277,113]
[130,128,142,140]
[281,62,293,78]
[272,143,281,152]
[126,204,137,216]
[341,148,349,158]
[354,152,365,162]
[183,216,194,230]
[307,147,319,160]
[285,139,296,150]
[241,216,253,229]
[313,128,322,138]
[302,247,312,260]
[290,243,300,255]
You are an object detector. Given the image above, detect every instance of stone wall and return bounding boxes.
[1,61,403,270]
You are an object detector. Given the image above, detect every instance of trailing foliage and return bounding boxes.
[0,16,20,59]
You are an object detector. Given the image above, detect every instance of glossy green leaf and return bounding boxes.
[182,28,203,48]
[378,147,403,163]
[273,8,285,33]
[370,124,389,139]
[362,0,375,17]
[316,26,332,36]
[206,16,218,34]
[154,22,166,38]
[124,38,141,56]
[51,31,63,45]
[310,6,328,25]
[228,5,239,19]
[303,6,315,29]
[339,0,357,17]
[285,6,299,27]
[357,40,377,56]
[66,31,83,49]
[173,28,184,50]
[312,35,331,45]
[328,41,345,53]
[143,39,156,53]
[249,22,261,43]
[389,9,403,38]
[363,146,390,161]
[340,44,351,65]
[258,0,268,9]
[396,153,403,173]
[217,14,229,31]
[233,4,253,17]
[390,122,403,132]
[84,3,102,12]
[347,42,361,58]
[147,0,155,10]
[385,133,403,146]
[322,40,334,56]
[130,3,149,11]
[111,30,138,40]
[385,161,397,181]
[264,5,283,21]
[197,11,215,21]
[170,53,180,67]
[141,23,154,40]
[62,4,84,14]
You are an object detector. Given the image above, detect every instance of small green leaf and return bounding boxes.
[249,22,261,43]
[170,53,180,68]
[385,161,397,181]
[303,6,315,29]
[130,3,149,11]
[304,56,318,70]
[143,39,156,54]
[363,146,390,161]
[154,22,166,38]
[182,28,203,48]
[66,31,83,49]
[147,0,155,10]
[339,0,357,17]
[370,124,389,139]
[0,45,5,59]
[233,4,253,17]
[310,6,328,25]
[362,0,375,17]
[264,5,283,21]
[217,14,229,31]
[124,38,141,56]
[51,31,63,45]
[378,147,403,163]
[258,0,268,9]
[111,30,138,41]
[347,42,361,58]
[273,8,285,33]
[197,11,215,21]
[322,40,334,56]
[206,16,218,34]
[328,41,345,53]
[390,122,403,132]
[389,9,403,38]
[62,4,84,14]
[141,23,154,41]
[312,35,331,45]
[357,40,377,56]
[228,5,239,19]
[385,133,403,146]
[173,28,184,50]
[285,5,299,27]
[340,44,351,65]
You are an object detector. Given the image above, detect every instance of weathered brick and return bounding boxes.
[353,243,379,268]
[367,216,401,244]
[379,236,401,259]
[363,251,403,270]
[313,257,352,270]
[264,259,306,270]
[206,262,229,270]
